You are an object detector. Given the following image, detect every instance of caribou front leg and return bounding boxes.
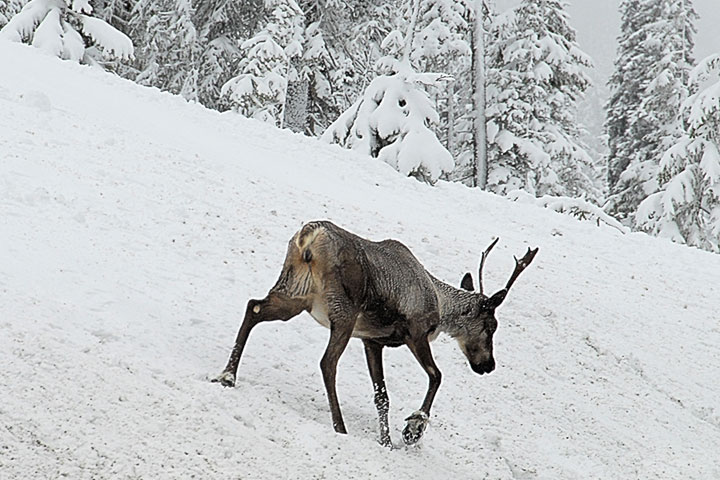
[213,294,309,387]
[363,340,392,448]
[319,295,356,434]
[402,332,442,446]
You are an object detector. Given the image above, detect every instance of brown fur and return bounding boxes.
[213,220,538,446]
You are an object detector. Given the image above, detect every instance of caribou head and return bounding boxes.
[456,238,539,375]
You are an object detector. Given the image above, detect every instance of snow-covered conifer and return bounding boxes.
[321,67,454,183]
[376,1,470,83]
[636,54,720,252]
[295,16,336,134]
[1,0,27,27]
[411,0,475,184]
[222,0,304,125]
[322,0,454,183]
[131,0,200,101]
[0,0,133,62]
[375,0,478,184]
[605,0,697,223]
[442,0,495,188]
[336,1,399,102]
[485,0,597,200]
[188,1,263,110]
[411,0,471,73]
[605,0,644,190]
[86,0,135,73]
[375,0,418,76]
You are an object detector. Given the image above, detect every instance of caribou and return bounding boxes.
[213,220,538,447]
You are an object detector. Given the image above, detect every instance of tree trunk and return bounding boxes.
[446,86,455,155]
[471,0,487,189]
[402,0,422,64]
[283,75,309,133]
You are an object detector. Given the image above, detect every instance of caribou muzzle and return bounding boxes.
[470,358,495,375]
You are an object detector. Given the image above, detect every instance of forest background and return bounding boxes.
[2,0,719,252]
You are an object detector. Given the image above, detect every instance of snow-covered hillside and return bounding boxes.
[1,42,719,479]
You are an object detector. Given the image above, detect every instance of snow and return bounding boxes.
[507,190,629,234]
[0,0,133,62]
[532,60,552,81]
[1,41,720,479]
[0,0,55,42]
[69,0,91,14]
[60,22,84,61]
[79,14,133,60]
[701,143,720,183]
[29,5,61,56]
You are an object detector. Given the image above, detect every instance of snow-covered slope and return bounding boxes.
[1,42,719,479]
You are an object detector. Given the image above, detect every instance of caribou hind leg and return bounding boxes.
[213,293,309,387]
[363,339,392,448]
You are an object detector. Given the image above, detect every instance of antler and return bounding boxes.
[478,237,499,296]
[504,247,539,291]
[484,246,538,310]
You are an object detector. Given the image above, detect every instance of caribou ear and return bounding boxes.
[460,272,475,291]
[487,289,507,309]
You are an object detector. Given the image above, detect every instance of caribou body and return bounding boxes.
[213,220,538,446]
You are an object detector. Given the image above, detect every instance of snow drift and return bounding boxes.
[1,41,719,479]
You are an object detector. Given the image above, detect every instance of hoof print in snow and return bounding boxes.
[402,411,428,446]
[211,371,236,388]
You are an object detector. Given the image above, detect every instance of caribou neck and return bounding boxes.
[430,276,479,337]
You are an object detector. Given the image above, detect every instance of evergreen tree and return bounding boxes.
[131,0,200,101]
[374,0,482,185]
[88,0,136,73]
[266,0,397,135]
[299,13,337,134]
[321,0,454,183]
[192,1,261,110]
[320,68,454,184]
[0,0,27,27]
[279,0,338,134]
[92,0,133,27]
[375,0,471,75]
[219,0,401,133]
[440,0,495,188]
[605,0,696,223]
[222,0,304,125]
[636,54,720,252]
[414,0,474,184]
[604,0,644,189]
[0,0,133,62]
[485,0,597,200]
[333,1,400,104]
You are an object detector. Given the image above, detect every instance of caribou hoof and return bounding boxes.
[402,411,428,445]
[211,371,236,387]
[379,434,393,449]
